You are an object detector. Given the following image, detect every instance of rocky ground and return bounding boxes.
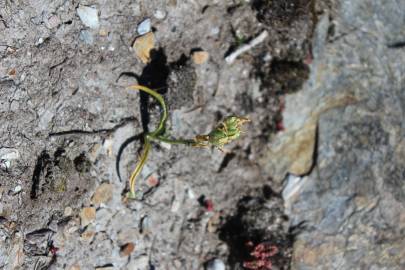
[0,0,404,269]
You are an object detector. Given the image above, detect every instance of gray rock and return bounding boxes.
[279,1,405,269]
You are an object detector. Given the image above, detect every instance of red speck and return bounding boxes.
[50,246,59,256]
[275,121,284,131]
[204,199,214,212]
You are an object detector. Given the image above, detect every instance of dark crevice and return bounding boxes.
[387,41,405,49]
[31,150,51,199]
[48,116,137,137]
[217,153,236,173]
[26,228,55,237]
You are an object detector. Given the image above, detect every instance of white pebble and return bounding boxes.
[206,258,225,270]
[153,10,166,20]
[77,6,99,29]
[137,18,151,35]
[14,185,22,194]
[187,188,196,199]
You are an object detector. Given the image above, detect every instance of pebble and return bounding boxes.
[153,10,167,20]
[13,185,22,194]
[64,207,73,217]
[192,50,209,64]
[137,18,151,35]
[35,37,45,46]
[187,188,196,199]
[77,6,99,29]
[91,183,113,205]
[132,32,155,64]
[205,258,225,270]
[79,207,96,227]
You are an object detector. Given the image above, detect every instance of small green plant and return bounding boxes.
[126,85,250,198]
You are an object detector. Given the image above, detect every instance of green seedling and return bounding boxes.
[126,85,250,198]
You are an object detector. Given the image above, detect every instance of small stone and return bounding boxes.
[91,183,113,205]
[159,141,172,150]
[99,28,109,37]
[64,207,73,217]
[153,10,166,20]
[36,37,45,46]
[119,242,135,257]
[137,18,151,35]
[79,207,96,227]
[77,6,99,29]
[13,185,22,194]
[192,50,209,64]
[187,188,196,199]
[205,258,225,270]
[132,32,155,63]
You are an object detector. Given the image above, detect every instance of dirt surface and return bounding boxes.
[3,0,403,270]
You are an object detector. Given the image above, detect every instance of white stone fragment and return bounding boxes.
[282,174,303,202]
[14,185,22,194]
[206,258,225,270]
[77,6,99,29]
[153,10,166,20]
[137,18,151,35]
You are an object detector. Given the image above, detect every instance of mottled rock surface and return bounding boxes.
[277,0,405,269]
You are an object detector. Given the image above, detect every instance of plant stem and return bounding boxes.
[128,139,151,198]
[149,135,195,146]
[127,85,167,137]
